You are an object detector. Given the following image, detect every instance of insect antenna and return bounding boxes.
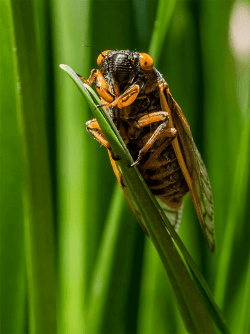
[83,45,106,58]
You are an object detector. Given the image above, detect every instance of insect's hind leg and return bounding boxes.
[131,111,177,167]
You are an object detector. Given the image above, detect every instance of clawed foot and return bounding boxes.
[95,101,112,109]
[129,159,140,168]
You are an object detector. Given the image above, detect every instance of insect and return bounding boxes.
[79,50,215,252]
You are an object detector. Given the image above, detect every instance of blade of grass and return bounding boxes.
[10,0,57,332]
[213,46,250,307]
[237,256,250,333]
[136,239,159,334]
[200,1,242,287]
[137,238,186,334]
[0,1,26,333]
[148,0,177,65]
[87,184,126,334]
[214,117,250,307]
[214,3,250,308]
[60,65,217,333]
[51,1,92,332]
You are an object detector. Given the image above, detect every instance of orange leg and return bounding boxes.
[131,111,177,167]
[86,118,110,149]
[137,111,169,126]
[78,70,115,103]
[141,130,176,146]
[139,137,175,173]
[79,70,143,110]
[98,83,141,109]
[87,119,123,187]
[86,118,120,161]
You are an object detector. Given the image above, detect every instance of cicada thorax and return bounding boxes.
[111,86,189,210]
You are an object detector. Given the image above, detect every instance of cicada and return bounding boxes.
[79,50,215,252]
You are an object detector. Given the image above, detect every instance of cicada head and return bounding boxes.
[97,50,154,94]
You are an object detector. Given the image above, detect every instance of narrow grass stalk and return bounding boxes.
[148,0,177,65]
[237,258,250,333]
[136,239,159,334]
[87,184,126,334]
[10,0,57,332]
[137,238,186,334]
[214,117,250,307]
[51,2,92,332]
[0,1,26,333]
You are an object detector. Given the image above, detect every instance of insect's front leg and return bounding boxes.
[131,111,177,167]
[78,70,115,103]
[86,118,120,161]
[98,80,144,109]
[86,118,110,149]
[86,119,122,186]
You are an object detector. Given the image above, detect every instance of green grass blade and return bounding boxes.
[51,2,92,332]
[87,184,126,334]
[148,0,177,65]
[60,64,217,333]
[137,238,186,334]
[214,118,250,307]
[237,257,250,333]
[214,13,250,308]
[136,239,160,334]
[10,0,57,332]
[0,1,26,332]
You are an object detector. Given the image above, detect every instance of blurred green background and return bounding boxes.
[1,0,249,333]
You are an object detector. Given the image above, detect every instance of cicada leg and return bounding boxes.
[139,137,175,174]
[78,70,115,103]
[131,111,177,167]
[86,118,120,159]
[86,118,123,186]
[79,70,143,110]
[98,83,141,109]
[86,118,110,149]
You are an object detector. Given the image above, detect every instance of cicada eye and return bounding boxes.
[97,50,111,67]
[139,53,154,71]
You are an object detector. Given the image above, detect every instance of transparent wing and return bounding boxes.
[122,183,184,236]
[156,198,184,232]
[165,89,215,252]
